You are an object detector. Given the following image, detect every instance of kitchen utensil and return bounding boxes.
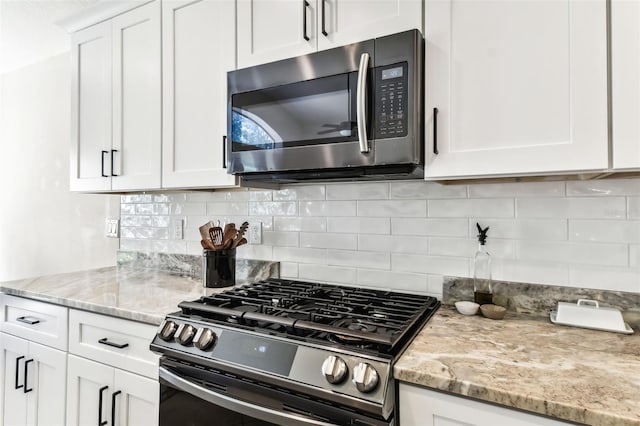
[232,222,249,248]
[480,304,506,320]
[222,227,237,249]
[234,237,247,247]
[455,301,479,316]
[550,299,633,334]
[200,239,215,250]
[198,221,214,241]
[209,227,223,246]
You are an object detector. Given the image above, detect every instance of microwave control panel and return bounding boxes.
[375,62,409,139]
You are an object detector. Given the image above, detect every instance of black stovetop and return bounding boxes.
[178,278,440,357]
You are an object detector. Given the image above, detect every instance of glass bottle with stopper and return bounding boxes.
[473,223,492,305]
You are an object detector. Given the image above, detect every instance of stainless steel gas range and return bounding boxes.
[150,279,440,426]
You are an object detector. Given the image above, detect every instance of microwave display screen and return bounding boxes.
[382,66,403,80]
[231,73,359,152]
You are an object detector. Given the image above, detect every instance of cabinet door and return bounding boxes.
[25,342,66,426]
[237,0,317,68]
[317,0,421,51]
[611,0,640,170]
[70,21,113,192]
[66,354,114,426]
[162,0,238,189]
[2,333,29,426]
[424,0,608,179]
[111,1,162,190]
[113,368,158,426]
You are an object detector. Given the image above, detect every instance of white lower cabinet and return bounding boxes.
[1,333,66,426]
[399,383,570,426]
[66,355,158,426]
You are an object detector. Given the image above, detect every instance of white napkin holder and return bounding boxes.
[550,299,633,334]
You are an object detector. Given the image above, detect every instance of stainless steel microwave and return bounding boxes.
[226,29,424,183]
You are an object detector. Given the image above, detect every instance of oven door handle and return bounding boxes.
[159,367,335,426]
[356,52,370,154]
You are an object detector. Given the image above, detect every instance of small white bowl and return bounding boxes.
[455,301,480,316]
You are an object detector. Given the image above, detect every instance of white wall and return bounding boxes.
[119,179,640,298]
[0,52,119,281]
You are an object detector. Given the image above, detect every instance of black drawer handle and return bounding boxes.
[433,107,439,155]
[222,136,227,169]
[302,0,310,41]
[110,149,119,176]
[101,150,109,177]
[15,356,25,389]
[17,316,40,325]
[112,390,122,426]
[24,359,34,393]
[321,0,328,36]
[99,338,129,349]
[98,385,108,426]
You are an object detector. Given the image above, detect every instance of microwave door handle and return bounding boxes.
[356,52,370,153]
[159,367,334,426]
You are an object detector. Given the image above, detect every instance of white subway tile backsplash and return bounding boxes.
[301,232,357,250]
[468,181,565,198]
[391,218,468,237]
[517,241,628,266]
[327,250,390,270]
[120,178,640,296]
[358,200,426,217]
[299,264,357,284]
[358,235,429,254]
[327,217,390,234]
[274,217,326,232]
[357,269,427,293]
[249,201,296,216]
[389,181,467,199]
[428,199,514,218]
[566,179,640,196]
[569,220,640,243]
[273,185,325,200]
[300,201,356,217]
[516,197,626,219]
[326,182,389,200]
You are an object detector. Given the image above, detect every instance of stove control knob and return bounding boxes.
[158,320,178,341]
[352,362,379,393]
[175,324,196,346]
[321,356,348,385]
[194,328,217,351]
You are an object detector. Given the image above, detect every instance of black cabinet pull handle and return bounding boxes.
[15,356,24,389]
[433,107,439,155]
[17,316,40,325]
[110,149,118,176]
[111,390,122,426]
[321,0,328,36]
[24,359,34,393]
[101,151,109,177]
[302,0,310,41]
[222,136,227,169]
[98,385,108,426]
[99,338,129,349]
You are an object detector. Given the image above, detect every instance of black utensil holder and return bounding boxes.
[203,248,236,288]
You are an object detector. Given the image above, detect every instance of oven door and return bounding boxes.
[159,359,392,426]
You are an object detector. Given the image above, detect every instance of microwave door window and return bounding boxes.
[231,74,357,152]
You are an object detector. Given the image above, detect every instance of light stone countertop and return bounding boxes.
[394,306,640,425]
[0,266,255,325]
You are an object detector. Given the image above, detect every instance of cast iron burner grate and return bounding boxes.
[178,278,440,356]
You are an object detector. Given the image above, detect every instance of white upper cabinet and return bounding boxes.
[317,0,421,51]
[162,0,238,189]
[424,0,608,179]
[237,0,421,68]
[611,0,640,170]
[69,1,161,192]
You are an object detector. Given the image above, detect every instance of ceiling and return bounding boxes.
[0,0,99,74]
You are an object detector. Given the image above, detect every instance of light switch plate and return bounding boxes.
[172,219,184,240]
[248,222,262,244]
[105,218,120,238]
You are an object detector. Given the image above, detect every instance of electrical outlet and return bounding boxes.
[172,219,184,240]
[105,218,119,238]
[248,222,262,244]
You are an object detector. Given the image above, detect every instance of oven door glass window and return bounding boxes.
[231,73,359,152]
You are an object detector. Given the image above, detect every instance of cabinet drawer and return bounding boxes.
[69,309,159,379]
[0,294,69,350]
